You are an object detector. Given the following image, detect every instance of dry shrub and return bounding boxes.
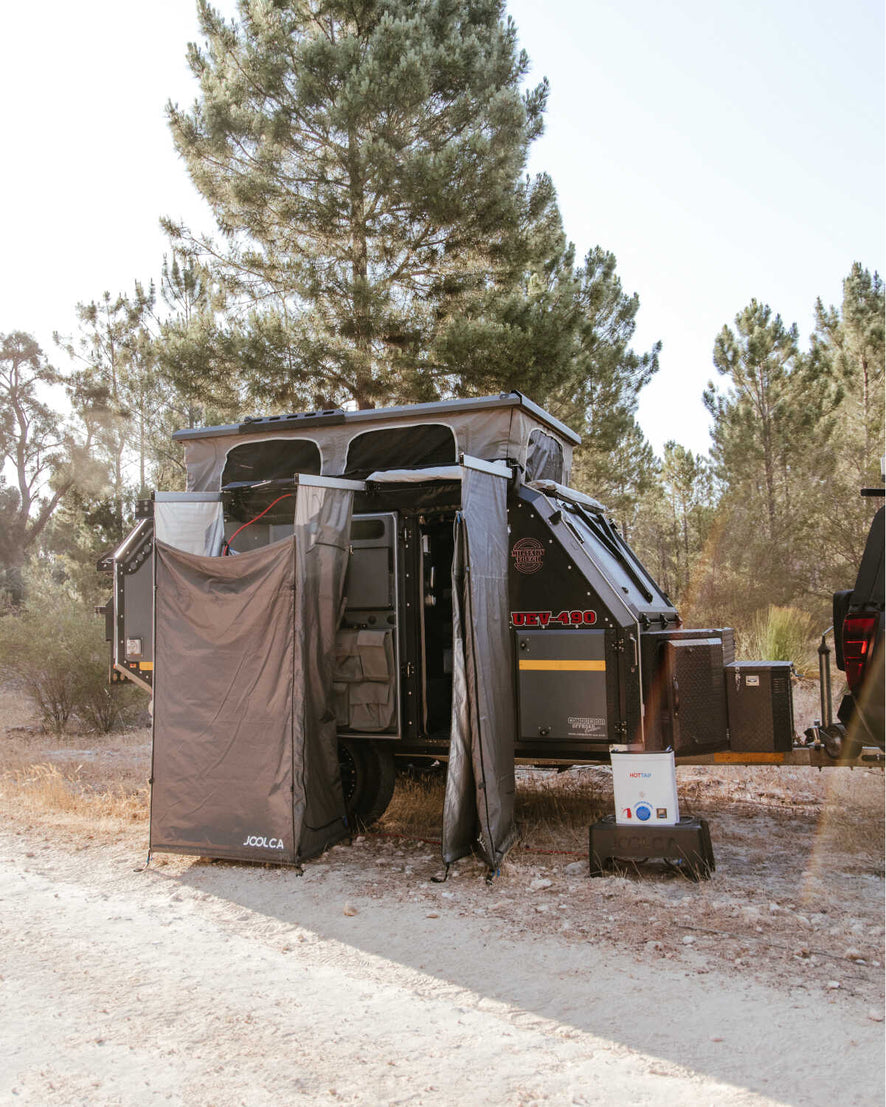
[738,604,817,675]
[0,585,142,733]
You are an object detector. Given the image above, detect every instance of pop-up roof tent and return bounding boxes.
[172,392,579,491]
[149,395,562,870]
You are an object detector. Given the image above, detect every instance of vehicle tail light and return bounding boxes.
[842,613,877,691]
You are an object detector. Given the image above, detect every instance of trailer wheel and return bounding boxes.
[338,739,395,829]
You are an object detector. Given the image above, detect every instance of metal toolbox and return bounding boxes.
[726,661,794,752]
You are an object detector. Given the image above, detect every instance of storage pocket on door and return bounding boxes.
[333,629,396,732]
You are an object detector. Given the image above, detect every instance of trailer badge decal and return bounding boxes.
[511,537,545,574]
[511,609,597,627]
[567,716,606,734]
[242,835,285,850]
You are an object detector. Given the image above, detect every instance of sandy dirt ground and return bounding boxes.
[1,686,884,1106]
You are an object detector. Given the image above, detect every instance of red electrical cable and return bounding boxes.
[222,493,295,555]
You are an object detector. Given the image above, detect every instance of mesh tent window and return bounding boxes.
[525,429,564,483]
[345,424,457,478]
[222,439,322,486]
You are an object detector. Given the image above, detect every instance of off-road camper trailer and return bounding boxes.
[107,393,805,867]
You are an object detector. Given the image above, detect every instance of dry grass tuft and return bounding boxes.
[380,766,611,853]
[513,768,609,851]
[738,604,818,676]
[3,762,149,822]
[381,774,444,838]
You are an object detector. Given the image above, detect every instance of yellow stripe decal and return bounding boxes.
[137,662,154,671]
[518,659,606,672]
[712,751,784,764]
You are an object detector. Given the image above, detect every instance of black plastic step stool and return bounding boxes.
[588,815,715,881]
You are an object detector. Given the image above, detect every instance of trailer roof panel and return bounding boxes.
[171,392,582,446]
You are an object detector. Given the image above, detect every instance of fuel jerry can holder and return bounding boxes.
[588,815,715,881]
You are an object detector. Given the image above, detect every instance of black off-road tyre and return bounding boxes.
[338,739,396,830]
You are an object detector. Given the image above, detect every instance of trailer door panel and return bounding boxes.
[516,629,610,742]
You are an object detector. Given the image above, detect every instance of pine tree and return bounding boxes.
[701,297,845,622]
[706,300,802,543]
[60,287,157,538]
[167,0,550,410]
[812,263,884,485]
[806,263,885,584]
[152,253,242,486]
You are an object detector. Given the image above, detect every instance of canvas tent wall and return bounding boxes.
[442,464,517,870]
[173,393,579,494]
[149,477,360,864]
[147,451,517,870]
[369,457,517,870]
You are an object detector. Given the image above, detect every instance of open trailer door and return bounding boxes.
[366,456,517,871]
[149,477,360,864]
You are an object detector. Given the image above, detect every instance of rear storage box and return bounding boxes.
[725,661,794,752]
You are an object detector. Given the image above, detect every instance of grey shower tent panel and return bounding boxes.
[149,479,358,864]
[442,465,517,869]
[368,458,517,869]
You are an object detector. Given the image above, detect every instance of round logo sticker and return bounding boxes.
[511,537,545,575]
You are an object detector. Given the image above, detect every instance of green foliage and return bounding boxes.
[573,419,658,532]
[699,296,840,622]
[803,264,886,592]
[629,441,717,612]
[152,253,242,469]
[167,0,551,410]
[738,605,816,676]
[59,286,161,542]
[40,491,135,607]
[706,299,805,542]
[812,263,885,484]
[636,262,884,635]
[0,333,80,601]
[164,0,658,479]
[0,577,141,733]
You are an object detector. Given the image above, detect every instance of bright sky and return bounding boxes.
[2,1,883,456]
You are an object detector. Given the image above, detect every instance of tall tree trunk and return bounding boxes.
[348,128,372,408]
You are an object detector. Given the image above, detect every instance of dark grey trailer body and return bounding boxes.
[107,393,806,864]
